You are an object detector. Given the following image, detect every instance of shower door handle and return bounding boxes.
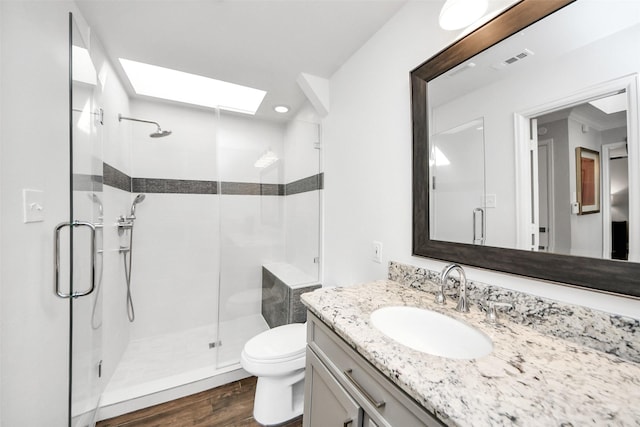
[473,208,485,245]
[54,220,96,298]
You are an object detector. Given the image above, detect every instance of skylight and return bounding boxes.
[119,58,267,115]
[429,147,451,167]
[588,92,627,115]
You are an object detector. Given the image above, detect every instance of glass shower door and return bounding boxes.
[430,118,486,245]
[64,14,104,426]
[215,112,282,368]
[215,114,321,369]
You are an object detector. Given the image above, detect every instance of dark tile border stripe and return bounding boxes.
[220,182,284,196]
[133,178,217,194]
[103,163,131,192]
[285,173,323,195]
[72,173,103,192]
[102,163,321,196]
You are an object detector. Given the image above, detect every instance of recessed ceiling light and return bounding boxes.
[274,105,290,114]
[119,58,266,115]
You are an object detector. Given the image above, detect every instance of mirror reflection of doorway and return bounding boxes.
[603,141,629,260]
[526,87,631,259]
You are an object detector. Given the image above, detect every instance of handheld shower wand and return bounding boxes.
[129,193,146,219]
[117,193,147,322]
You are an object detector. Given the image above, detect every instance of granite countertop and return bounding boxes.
[300,280,640,426]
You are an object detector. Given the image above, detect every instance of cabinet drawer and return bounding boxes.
[307,312,444,427]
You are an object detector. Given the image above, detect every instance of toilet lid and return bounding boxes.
[244,323,306,361]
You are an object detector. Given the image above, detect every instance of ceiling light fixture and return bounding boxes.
[439,0,488,31]
[119,58,266,115]
[274,105,290,114]
[254,149,279,168]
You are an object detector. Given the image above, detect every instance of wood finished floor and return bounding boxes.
[96,377,303,427]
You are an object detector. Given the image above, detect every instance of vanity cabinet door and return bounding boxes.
[304,348,362,427]
[363,413,381,427]
[306,312,445,427]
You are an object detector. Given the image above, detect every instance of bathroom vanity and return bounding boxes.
[301,280,640,426]
[304,311,443,427]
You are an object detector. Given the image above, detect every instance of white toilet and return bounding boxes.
[240,322,307,426]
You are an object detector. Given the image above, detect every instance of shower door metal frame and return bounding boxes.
[59,13,104,427]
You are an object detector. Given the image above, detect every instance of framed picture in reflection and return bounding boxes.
[576,147,600,215]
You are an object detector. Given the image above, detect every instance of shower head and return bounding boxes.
[119,114,172,139]
[130,194,146,217]
[150,126,172,138]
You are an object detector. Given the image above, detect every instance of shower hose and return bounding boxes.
[123,225,136,322]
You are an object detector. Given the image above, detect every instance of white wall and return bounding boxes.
[323,0,454,286]
[323,0,640,318]
[568,117,603,257]
[131,100,217,181]
[129,100,220,339]
[284,106,320,184]
[1,2,76,425]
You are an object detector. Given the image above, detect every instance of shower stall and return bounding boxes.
[67,14,322,425]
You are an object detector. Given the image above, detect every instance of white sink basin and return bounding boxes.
[369,306,493,360]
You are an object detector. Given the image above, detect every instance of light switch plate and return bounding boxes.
[23,189,45,223]
[484,194,497,208]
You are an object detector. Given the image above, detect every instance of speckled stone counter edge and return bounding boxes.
[389,261,640,363]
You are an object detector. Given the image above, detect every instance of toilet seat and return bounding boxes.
[243,323,306,362]
[241,323,306,377]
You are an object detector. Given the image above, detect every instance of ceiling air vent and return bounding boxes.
[492,49,534,70]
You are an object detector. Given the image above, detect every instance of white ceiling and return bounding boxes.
[76,0,408,120]
[429,0,640,108]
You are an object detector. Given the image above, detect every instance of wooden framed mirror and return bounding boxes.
[411,0,640,297]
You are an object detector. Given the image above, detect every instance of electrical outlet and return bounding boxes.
[372,241,382,263]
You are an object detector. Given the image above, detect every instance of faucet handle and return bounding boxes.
[434,289,446,305]
[486,301,512,324]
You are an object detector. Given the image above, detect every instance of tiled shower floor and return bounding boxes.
[101,314,268,406]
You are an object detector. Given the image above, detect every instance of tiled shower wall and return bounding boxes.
[110,99,323,343]
[126,100,220,340]
[78,26,134,396]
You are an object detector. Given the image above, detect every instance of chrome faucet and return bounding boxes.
[435,263,469,313]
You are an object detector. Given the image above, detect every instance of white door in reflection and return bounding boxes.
[430,118,486,245]
[537,139,555,252]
